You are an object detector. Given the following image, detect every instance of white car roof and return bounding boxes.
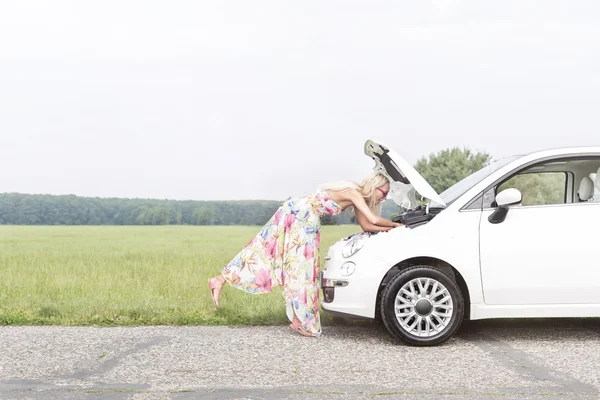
[520,146,600,159]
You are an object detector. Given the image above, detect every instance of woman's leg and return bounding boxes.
[208,274,226,308]
[284,285,321,337]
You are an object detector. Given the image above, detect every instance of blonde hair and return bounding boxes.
[319,172,389,216]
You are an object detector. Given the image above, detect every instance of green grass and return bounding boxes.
[0,225,359,326]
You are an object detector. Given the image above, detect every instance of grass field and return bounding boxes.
[0,225,360,326]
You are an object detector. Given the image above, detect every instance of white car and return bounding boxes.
[321,139,600,346]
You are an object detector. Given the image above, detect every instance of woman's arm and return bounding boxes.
[346,190,402,230]
[355,208,398,232]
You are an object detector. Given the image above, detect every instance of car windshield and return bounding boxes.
[430,155,521,207]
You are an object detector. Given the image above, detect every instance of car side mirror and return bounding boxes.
[496,188,522,207]
[488,188,522,224]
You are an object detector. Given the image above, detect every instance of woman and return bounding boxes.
[207,172,401,337]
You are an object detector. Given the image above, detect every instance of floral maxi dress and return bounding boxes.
[220,190,343,337]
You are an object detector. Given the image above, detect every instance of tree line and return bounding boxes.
[0,194,276,225]
[0,148,490,226]
[0,193,385,226]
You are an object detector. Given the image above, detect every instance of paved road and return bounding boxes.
[2,319,600,399]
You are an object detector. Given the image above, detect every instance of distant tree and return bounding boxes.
[193,207,216,225]
[321,214,336,225]
[414,147,492,193]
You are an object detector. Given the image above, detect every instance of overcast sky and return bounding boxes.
[1,1,599,201]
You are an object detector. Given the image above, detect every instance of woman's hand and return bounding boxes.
[366,223,403,233]
[335,188,402,232]
[355,208,403,232]
[384,223,403,231]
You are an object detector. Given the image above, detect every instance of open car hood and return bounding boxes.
[364,139,446,208]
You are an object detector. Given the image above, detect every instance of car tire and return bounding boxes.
[380,265,464,346]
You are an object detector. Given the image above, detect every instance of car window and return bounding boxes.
[498,172,567,206]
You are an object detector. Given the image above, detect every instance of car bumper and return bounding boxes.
[319,239,391,319]
[320,272,349,303]
[320,274,349,288]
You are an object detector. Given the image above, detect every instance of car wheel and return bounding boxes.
[380,265,464,346]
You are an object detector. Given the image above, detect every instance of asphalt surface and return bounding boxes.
[2,319,600,399]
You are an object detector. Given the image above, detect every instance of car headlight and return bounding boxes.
[340,261,356,276]
[342,234,367,258]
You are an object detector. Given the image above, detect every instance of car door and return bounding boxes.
[479,169,600,305]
